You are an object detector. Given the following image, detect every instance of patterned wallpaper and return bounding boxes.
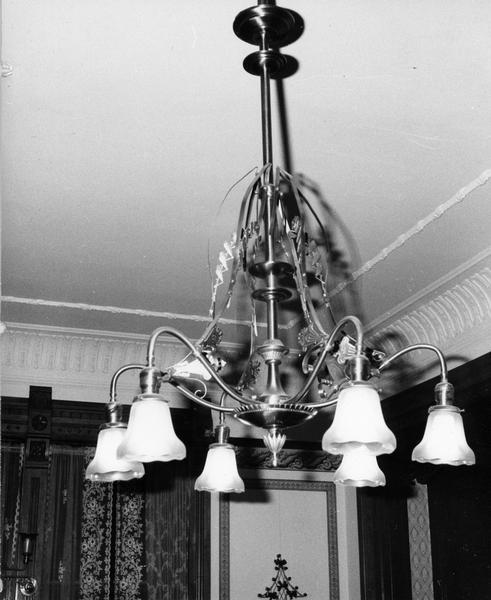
[407,483,434,600]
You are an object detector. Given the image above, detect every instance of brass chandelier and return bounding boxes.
[87,1,475,491]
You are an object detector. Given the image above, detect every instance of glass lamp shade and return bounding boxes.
[86,425,144,482]
[194,443,245,493]
[322,384,396,456]
[333,450,386,487]
[117,393,186,463]
[412,405,475,465]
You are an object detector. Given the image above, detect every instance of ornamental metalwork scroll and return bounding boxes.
[258,554,307,599]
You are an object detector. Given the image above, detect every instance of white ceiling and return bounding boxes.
[2,0,491,343]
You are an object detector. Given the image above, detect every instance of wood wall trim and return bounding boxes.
[219,478,340,600]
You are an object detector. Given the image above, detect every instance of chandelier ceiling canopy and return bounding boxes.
[86,0,475,491]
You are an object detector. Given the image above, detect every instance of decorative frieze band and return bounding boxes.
[0,325,191,404]
[236,447,341,472]
[368,268,491,352]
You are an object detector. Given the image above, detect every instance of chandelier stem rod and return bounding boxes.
[146,326,247,404]
[266,295,278,339]
[291,315,365,406]
[378,343,448,382]
[264,185,279,339]
[259,28,273,166]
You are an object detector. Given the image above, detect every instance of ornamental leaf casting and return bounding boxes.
[258,554,307,599]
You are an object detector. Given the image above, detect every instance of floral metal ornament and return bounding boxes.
[262,430,287,467]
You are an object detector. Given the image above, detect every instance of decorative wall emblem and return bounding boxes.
[258,554,308,599]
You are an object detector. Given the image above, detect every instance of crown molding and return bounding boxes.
[0,322,298,404]
[2,251,490,403]
[367,248,491,394]
[0,323,193,404]
[366,246,491,333]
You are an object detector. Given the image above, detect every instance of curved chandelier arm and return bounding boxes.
[106,363,147,424]
[378,343,448,383]
[167,380,235,413]
[109,363,146,403]
[146,326,247,405]
[291,315,365,406]
[306,395,340,410]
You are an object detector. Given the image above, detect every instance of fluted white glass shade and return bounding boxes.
[412,405,475,465]
[86,425,144,482]
[117,393,186,463]
[194,443,244,493]
[322,384,396,456]
[334,450,386,487]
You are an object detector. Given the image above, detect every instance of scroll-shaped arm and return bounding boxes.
[146,318,365,411]
[146,326,248,406]
[166,379,235,413]
[291,315,365,407]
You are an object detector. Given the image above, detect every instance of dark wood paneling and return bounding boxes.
[427,465,491,600]
[2,387,213,446]
[1,386,213,600]
[357,483,412,600]
[357,353,491,600]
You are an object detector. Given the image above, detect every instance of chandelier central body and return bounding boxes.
[222,4,316,430]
